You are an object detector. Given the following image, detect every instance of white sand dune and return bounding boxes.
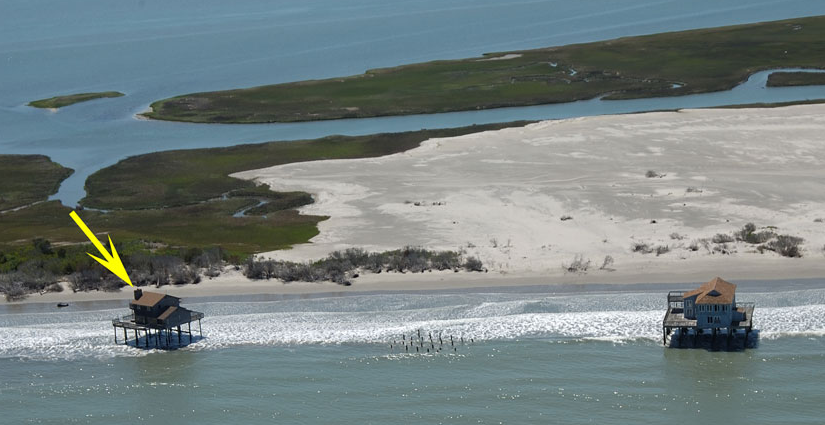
[233,104,825,282]
[10,105,825,305]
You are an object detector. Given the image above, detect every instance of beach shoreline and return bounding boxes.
[5,255,825,306]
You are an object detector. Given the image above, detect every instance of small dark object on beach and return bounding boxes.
[57,302,69,307]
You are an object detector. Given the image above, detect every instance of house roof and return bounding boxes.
[683,277,736,304]
[130,291,178,307]
[158,306,178,321]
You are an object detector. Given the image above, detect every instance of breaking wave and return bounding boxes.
[1,289,824,360]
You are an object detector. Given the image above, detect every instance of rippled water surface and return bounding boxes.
[3,0,825,204]
[4,1,825,422]
[2,280,825,423]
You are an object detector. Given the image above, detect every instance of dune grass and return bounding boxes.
[143,16,825,123]
[0,155,73,211]
[28,91,124,109]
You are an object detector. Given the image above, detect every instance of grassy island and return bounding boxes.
[28,91,124,109]
[1,122,528,257]
[766,71,825,87]
[0,155,73,211]
[0,123,524,298]
[142,16,825,123]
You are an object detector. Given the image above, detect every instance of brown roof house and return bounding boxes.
[112,289,204,348]
[682,277,745,328]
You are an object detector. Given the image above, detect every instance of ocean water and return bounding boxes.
[1,280,825,423]
[5,1,825,422]
[2,0,825,205]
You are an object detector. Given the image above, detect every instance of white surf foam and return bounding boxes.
[1,290,824,360]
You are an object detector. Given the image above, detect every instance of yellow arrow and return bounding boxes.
[69,211,133,286]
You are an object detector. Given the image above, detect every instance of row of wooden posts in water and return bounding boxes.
[389,329,474,353]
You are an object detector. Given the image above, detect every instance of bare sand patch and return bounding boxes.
[233,104,825,284]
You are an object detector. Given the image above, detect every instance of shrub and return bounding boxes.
[712,233,734,244]
[631,242,652,254]
[655,245,670,256]
[645,170,660,178]
[32,238,53,255]
[244,248,484,282]
[563,255,591,273]
[463,256,484,272]
[764,235,804,258]
[600,255,615,271]
[736,223,774,244]
[0,275,27,302]
[669,233,684,240]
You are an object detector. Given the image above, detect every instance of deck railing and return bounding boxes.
[112,314,134,325]
[667,291,685,304]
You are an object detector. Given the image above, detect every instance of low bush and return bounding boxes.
[735,223,774,244]
[712,233,734,244]
[763,235,804,258]
[563,255,591,273]
[244,247,483,283]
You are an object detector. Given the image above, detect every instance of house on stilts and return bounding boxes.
[662,277,755,348]
[112,289,204,348]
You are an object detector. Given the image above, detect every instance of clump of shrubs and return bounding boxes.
[0,276,26,302]
[735,223,774,244]
[712,233,734,244]
[631,242,652,254]
[244,247,484,284]
[631,242,670,255]
[761,235,804,258]
[562,255,591,274]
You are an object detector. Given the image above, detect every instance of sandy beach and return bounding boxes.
[234,104,825,279]
[8,104,825,305]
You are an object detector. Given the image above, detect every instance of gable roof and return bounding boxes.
[130,291,178,307]
[683,277,736,304]
[158,306,178,321]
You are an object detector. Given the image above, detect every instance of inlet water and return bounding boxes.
[2,0,825,205]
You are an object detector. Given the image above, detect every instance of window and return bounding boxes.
[707,317,712,324]
[714,305,718,312]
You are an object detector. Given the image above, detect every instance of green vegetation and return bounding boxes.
[245,247,484,285]
[714,98,825,109]
[81,122,530,210]
[143,16,825,123]
[0,235,230,301]
[766,71,825,87]
[0,155,73,211]
[28,91,124,109]
[0,123,526,298]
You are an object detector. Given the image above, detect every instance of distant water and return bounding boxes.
[5,2,825,421]
[1,279,825,423]
[2,0,825,205]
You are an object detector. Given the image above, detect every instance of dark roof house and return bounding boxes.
[113,289,204,348]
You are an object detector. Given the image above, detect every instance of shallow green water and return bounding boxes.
[3,338,824,424]
[2,281,824,423]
